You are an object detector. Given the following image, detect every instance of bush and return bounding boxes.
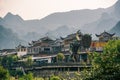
[57,53,65,62]
[0,66,10,80]
[18,72,34,80]
[50,75,60,80]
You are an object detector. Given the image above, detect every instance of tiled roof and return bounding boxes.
[0,49,16,53]
[96,31,115,37]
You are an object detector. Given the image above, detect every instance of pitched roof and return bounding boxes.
[17,44,26,48]
[40,36,53,42]
[96,31,115,37]
[0,49,16,53]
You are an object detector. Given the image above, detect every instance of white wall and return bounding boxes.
[17,51,27,57]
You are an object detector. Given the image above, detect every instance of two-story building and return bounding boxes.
[27,37,62,54]
[91,31,115,52]
[61,31,82,52]
[16,44,28,57]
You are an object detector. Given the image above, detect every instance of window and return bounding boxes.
[24,48,26,51]
[44,48,50,52]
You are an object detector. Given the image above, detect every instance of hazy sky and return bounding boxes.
[0,0,117,20]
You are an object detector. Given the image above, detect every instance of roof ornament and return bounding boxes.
[76,30,82,41]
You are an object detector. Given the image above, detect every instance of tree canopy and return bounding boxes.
[81,40,120,80]
[57,53,65,62]
[82,34,92,49]
[0,66,9,80]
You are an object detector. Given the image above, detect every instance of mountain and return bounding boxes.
[0,8,105,34]
[81,12,117,34]
[110,21,120,36]
[46,25,76,39]
[22,32,43,42]
[0,25,25,49]
[0,9,105,41]
[4,12,23,22]
[0,13,26,35]
[39,9,105,28]
[0,0,120,42]
[81,0,120,34]
[113,0,120,19]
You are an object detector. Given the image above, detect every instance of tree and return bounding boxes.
[70,40,80,62]
[26,56,33,66]
[0,55,19,79]
[0,66,10,80]
[82,34,92,50]
[0,55,18,68]
[0,57,2,65]
[57,53,65,62]
[81,40,120,80]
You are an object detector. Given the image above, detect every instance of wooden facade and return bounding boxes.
[27,37,62,54]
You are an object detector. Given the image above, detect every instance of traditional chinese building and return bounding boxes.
[0,49,16,56]
[91,31,115,52]
[95,31,115,42]
[61,31,82,52]
[16,44,28,57]
[28,37,62,54]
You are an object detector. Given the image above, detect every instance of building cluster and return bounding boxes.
[0,31,118,63]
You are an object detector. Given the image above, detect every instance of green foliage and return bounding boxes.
[82,34,92,49]
[26,56,33,66]
[35,77,44,80]
[0,55,20,79]
[10,69,24,77]
[24,72,33,80]
[50,75,60,80]
[70,40,80,53]
[0,55,18,68]
[82,40,120,80]
[0,66,10,80]
[18,72,34,80]
[0,57,2,65]
[57,53,65,62]
[18,77,25,80]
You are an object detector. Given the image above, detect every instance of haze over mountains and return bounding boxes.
[0,25,25,49]
[110,21,120,36]
[0,0,120,49]
[82,0,120,34]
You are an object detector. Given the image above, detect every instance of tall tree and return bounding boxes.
[82,34,92,50]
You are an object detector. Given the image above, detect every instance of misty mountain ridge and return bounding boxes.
[1,0,119,32]
[0,25,26,49]
[0,0,120,49]
[113,0,120,19]
[46,25,77,39]
[0,8,106,35]
[110,21,120,36]
[4,12,23,22]
[81,12,118,34]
